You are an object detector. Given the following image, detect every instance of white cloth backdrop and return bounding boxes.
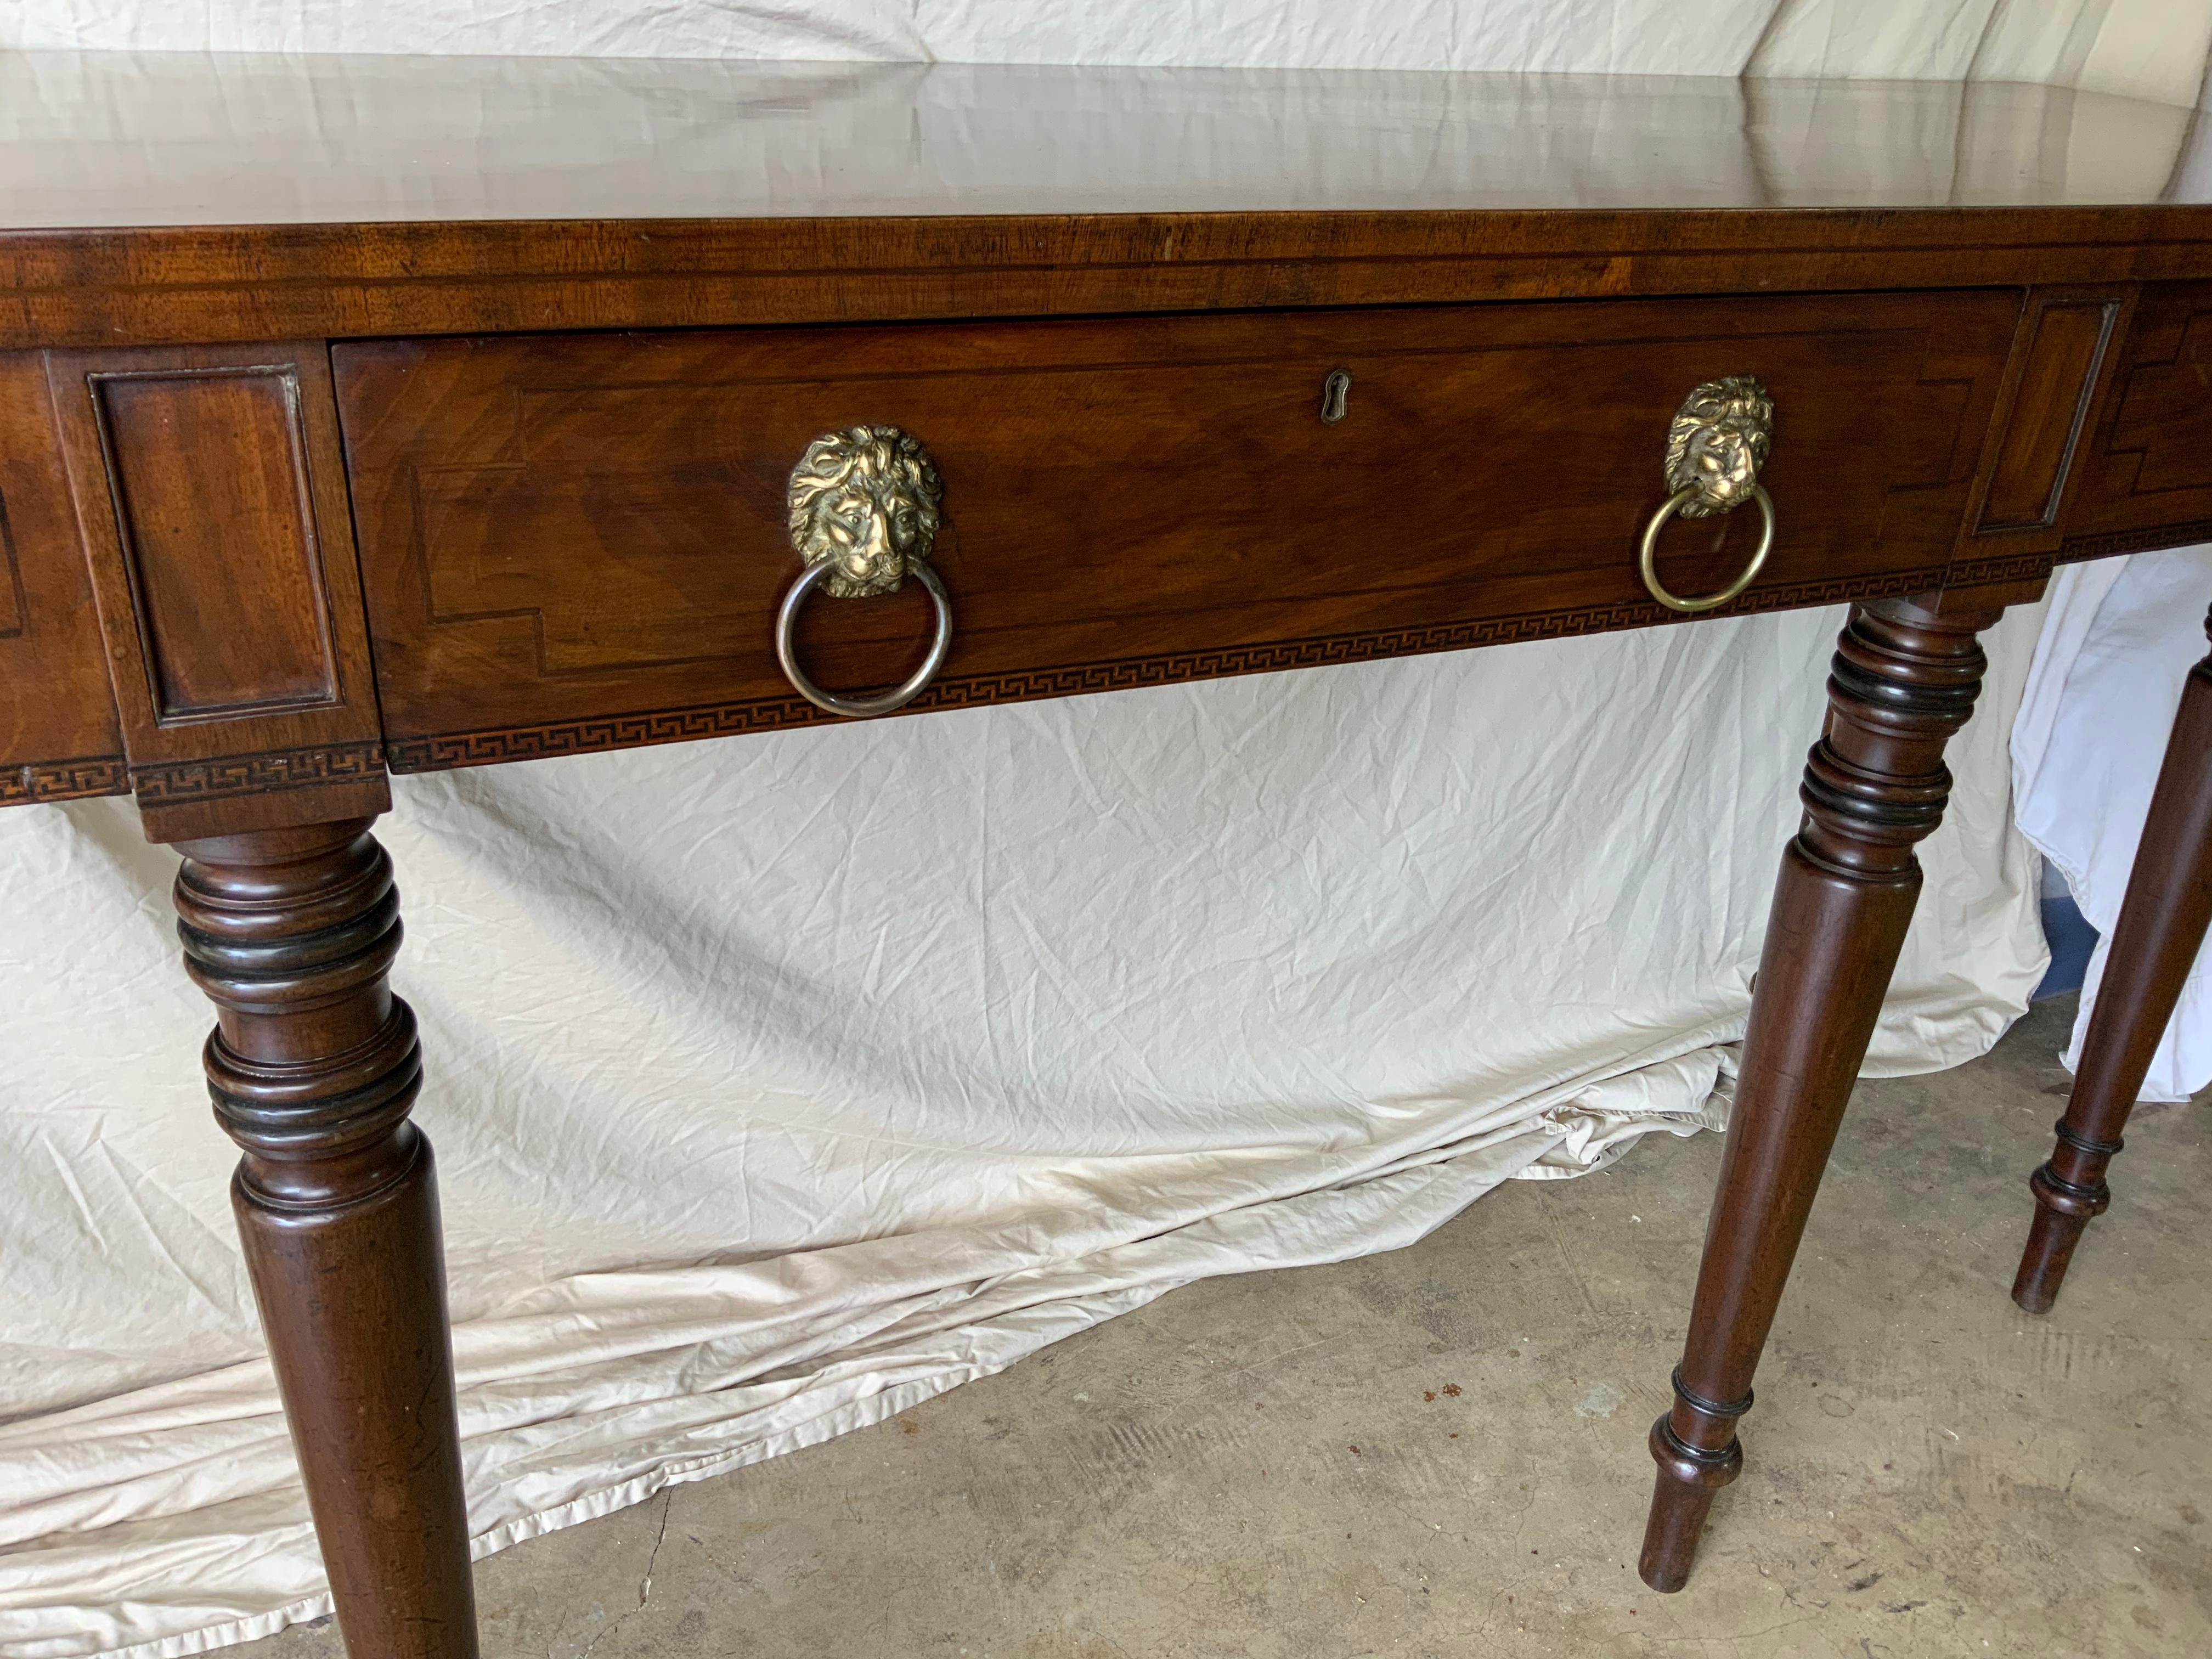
[9,2,2211,111]
[2015,546,2212,1101]
[3,607,2051,1657]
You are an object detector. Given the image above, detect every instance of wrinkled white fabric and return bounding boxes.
[10,2,2211,109]
[2013,547,2212,1102]
[3,601,2050,1657]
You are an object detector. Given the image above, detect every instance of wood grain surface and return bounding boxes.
[174,817,477,1659]
[0,350,123,803]
[12,207,2212,354]
[1640,586,2010,1591]
[2061,279,2212,562]
[335,289,2024,770]
[44,343,391,836]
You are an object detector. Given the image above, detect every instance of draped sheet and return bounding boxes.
[10,2,2211,111]
[2,604,2051,1657]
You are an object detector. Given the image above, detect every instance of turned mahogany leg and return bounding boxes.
[2013,608,2212,1314]
[1638,594,2005,1592]
[172,817,478,1659]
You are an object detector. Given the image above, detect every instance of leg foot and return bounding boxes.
[1638,1371,1748,1592]
[2012,1148,2111,1313]
[2013,608,2212,1313]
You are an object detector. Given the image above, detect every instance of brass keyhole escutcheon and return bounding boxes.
[1320,369,1352,424]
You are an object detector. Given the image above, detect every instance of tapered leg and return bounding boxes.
[1638,593,2006,1592]
[2013,607,2212,1314]
[172,817,478,1659]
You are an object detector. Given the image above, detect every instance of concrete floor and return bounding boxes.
[260,995,2209,1658]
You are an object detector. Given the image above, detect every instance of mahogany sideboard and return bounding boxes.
[5,57,2212,1652]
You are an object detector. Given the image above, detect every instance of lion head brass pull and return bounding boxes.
[776,425,953,718]
[1637,376,1777,614]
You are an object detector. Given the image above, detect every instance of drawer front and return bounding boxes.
[334,291,2021,769]
[0,352,124,802]
[2062,280,2212,561]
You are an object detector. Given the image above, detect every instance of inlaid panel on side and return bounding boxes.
[1974,292,2123,537]
[2062,280,2212,562]
[47,343,390,838]
[0,350,125,803]
[88,364,340,723]
[335,290,2025,771]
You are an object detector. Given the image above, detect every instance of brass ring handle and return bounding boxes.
[1638,483,1776,613]
[1637,375,1777,614]
[775,557,953,718]
[778,422,952,718]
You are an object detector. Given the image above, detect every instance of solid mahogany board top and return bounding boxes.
[5,53,2209,224]
[3,53,2212,347]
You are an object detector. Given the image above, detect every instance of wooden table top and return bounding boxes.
[3,56,2211,349]
[4,54,2207,226]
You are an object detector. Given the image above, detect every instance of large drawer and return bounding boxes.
[332,291,2023,769]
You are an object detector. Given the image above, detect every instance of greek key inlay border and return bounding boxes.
[2058,520,2212,565]
[388,562,2049,775]
[3,756,130,805]
[130,742,388,803]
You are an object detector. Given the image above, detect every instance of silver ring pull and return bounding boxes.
[1637,376,1776,614]
[1638,482,1777,613]
[776,557,952,718]
[778,424,953,718]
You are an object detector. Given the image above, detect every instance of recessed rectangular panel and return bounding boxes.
[1979,300,2116,533]
[92,365,340,723]
[47,342,391,835]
